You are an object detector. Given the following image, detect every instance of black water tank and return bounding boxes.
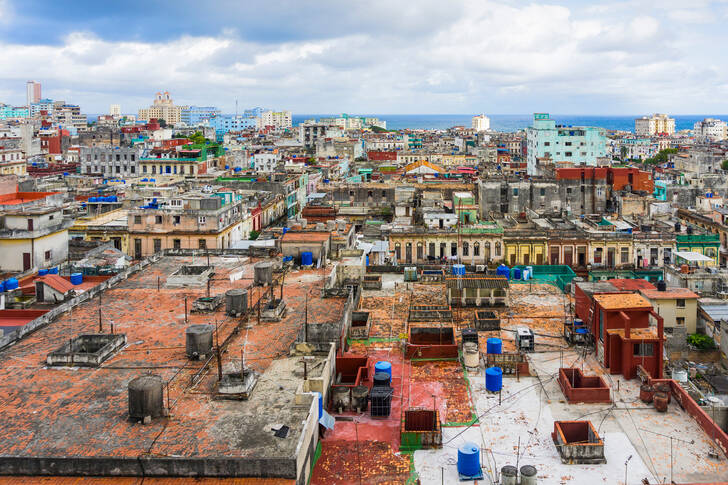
[675,222,681,233]
[657,280,667,291]
[373,372,391,388]
[370,386,393,417]
[462,328,478,345]
[687,226,693,235]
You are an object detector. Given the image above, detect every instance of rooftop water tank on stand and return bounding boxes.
[185,324,214,360]
[70,273,83,285]
[373,372,391,387]
[457,442,481,478]
[486,337,502,354]
[128,375,164,423]
[463,342,479,368]
[301,251,313,267]
[486,366,503,392]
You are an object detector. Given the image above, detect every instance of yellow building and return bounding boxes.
[69,208,130,254]
[388,224,503,265]
[587,235,633,269]
[137,91,185,125]
[0,147,26,176]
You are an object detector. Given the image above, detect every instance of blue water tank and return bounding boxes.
[486,366,503,392]
[70,273,83,285]
[0,281,4,292]
[457,442,481,477]
[38,269,48,276]
[452,264,466,276]
[496,264,510,279]
[89,197,97,203]
[225,165,229,169]
[375,361,392,379]
[575,328,588,335]
[110,195,118,202]
[522,268,529,280]
[141,178,148,182]
[48,267,58,275]
[512,267,522,280]
[282,227,289,234]
[5,278,19,290]
[486,337,502,354]
[234,167,242,172]
[574,318,584,327]
[301,251,313,266]
[63,172,69,176]
[150,178,155,182]
[366,254,369,266]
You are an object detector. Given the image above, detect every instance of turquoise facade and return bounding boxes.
[526,113,607,175]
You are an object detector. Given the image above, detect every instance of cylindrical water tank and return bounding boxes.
[373,372,391,387]
[128,375,164,421]
[70,273,83,285]
[520,465,537,485]
[486,337,502,354]
[301,252,314,266]
[574,318,583,327]
[512,267,522,280]
[497,264,510,279]
[225,288,247,315]
[254,262,273,286]
[452,264,466,276]
[0,281,5,292]
[5,278,19,290]
[457,442,481,477]
[333,386,350,411]
[523,268,530,280]
[501,465,518,485]
[486,366,503,392]
[374,361,392,379]
[326,220,336,231]
[351,385,368,412]
[463,342,479,368]
[337,219,346,231]
[38,269,48,276]
[370,386,392,417]
[657,280,667,291]
[48,267,58,275]
[185,324,214,359]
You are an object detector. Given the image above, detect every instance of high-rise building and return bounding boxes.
[525,113,607,175]
[635,114,675,136]
[180,106,221,126]
[26,81,41,105]
[693,118,727,141]
[109,104,121,117]
[260,110,292,129]
[138,91,186,125]
[472,114,490,132]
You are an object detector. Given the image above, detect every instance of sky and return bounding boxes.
[0,0,728,115]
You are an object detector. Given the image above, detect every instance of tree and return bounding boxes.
[249,230,260,240]
[721,159,728,171]
[157,118,167,128]
[645,148,677,164]
[620,146,628,161]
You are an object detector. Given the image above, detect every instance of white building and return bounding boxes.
[26,81,41,106]
[693,118,727,141]
[260,110,292,129]
[109,104,121,117]
[472,114,491,132]
[251,151,281,173]
[635,114,675,136]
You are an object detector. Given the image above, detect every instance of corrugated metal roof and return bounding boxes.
[699,303,728,321]
[445,277,509,289]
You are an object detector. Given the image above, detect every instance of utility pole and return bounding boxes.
[624,454,632,485]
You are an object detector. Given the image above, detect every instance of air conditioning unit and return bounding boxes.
[476,265,486,273]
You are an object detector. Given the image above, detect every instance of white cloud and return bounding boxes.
[0,0,726,114]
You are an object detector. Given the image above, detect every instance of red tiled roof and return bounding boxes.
[640,288,699,300]
[281,231,330,243]
[608,279,656,291]
[35,275,75,294]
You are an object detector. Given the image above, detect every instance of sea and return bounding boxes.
[292,114,728,132]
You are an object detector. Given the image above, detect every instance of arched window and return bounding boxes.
[417,242,424,261]
[473,242,480,257]
[394,243,401,261]
[494,242,501,257]
[463,242,469,256]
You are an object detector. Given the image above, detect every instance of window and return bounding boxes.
[494,242,501,257]
[676,317,685,326]
[45,250,51,261]
[155,215,162,224]
[599,310,604,341]
[417,242,423,261]
[153,238,162,253]
[676,299,685,308]
[633,343,654,357]
[198,239,207,249]
[173,215,181,224]
[451,243,457,257]
[565,152,572,157]
[473,242,480,257]
[544,141,550,146]
[540,188,546,196]
[49,214,54,221]
[566,187,572,195]
[513,188,519,196]
[462,242,469,256]
[594,248,603,264]
[198,216,206,225]
[620,247,629,264]
[134,215,142,224]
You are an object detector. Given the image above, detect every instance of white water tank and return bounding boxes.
[463,342,479,368]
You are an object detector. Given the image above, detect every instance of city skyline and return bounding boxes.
[1,0,728,114]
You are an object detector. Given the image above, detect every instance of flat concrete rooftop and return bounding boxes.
[0,254,346,480]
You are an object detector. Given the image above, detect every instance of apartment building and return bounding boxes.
[127,192,244,258]
[299,122,345,149]
[80,146,140,177]
[472,114,490,132]
[180,106,221,126]
[388,223,504,264]
[635,113,675,136]
[139,143,224,176]
[138,91,185,125]
[260,110,292,129]
[0,146,26,176]
[526,113,607,175]
[693,118,727,141]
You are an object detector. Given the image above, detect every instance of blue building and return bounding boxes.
[180,106,220,126]
[208,114,257,134]
[525,113,607,175]
[243,107,265,118]
[0,105,29,119]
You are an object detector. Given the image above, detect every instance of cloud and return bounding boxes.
[0,0,726,114]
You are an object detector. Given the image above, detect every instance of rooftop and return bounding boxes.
[641,288,700,300]
[593,293,653,310]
